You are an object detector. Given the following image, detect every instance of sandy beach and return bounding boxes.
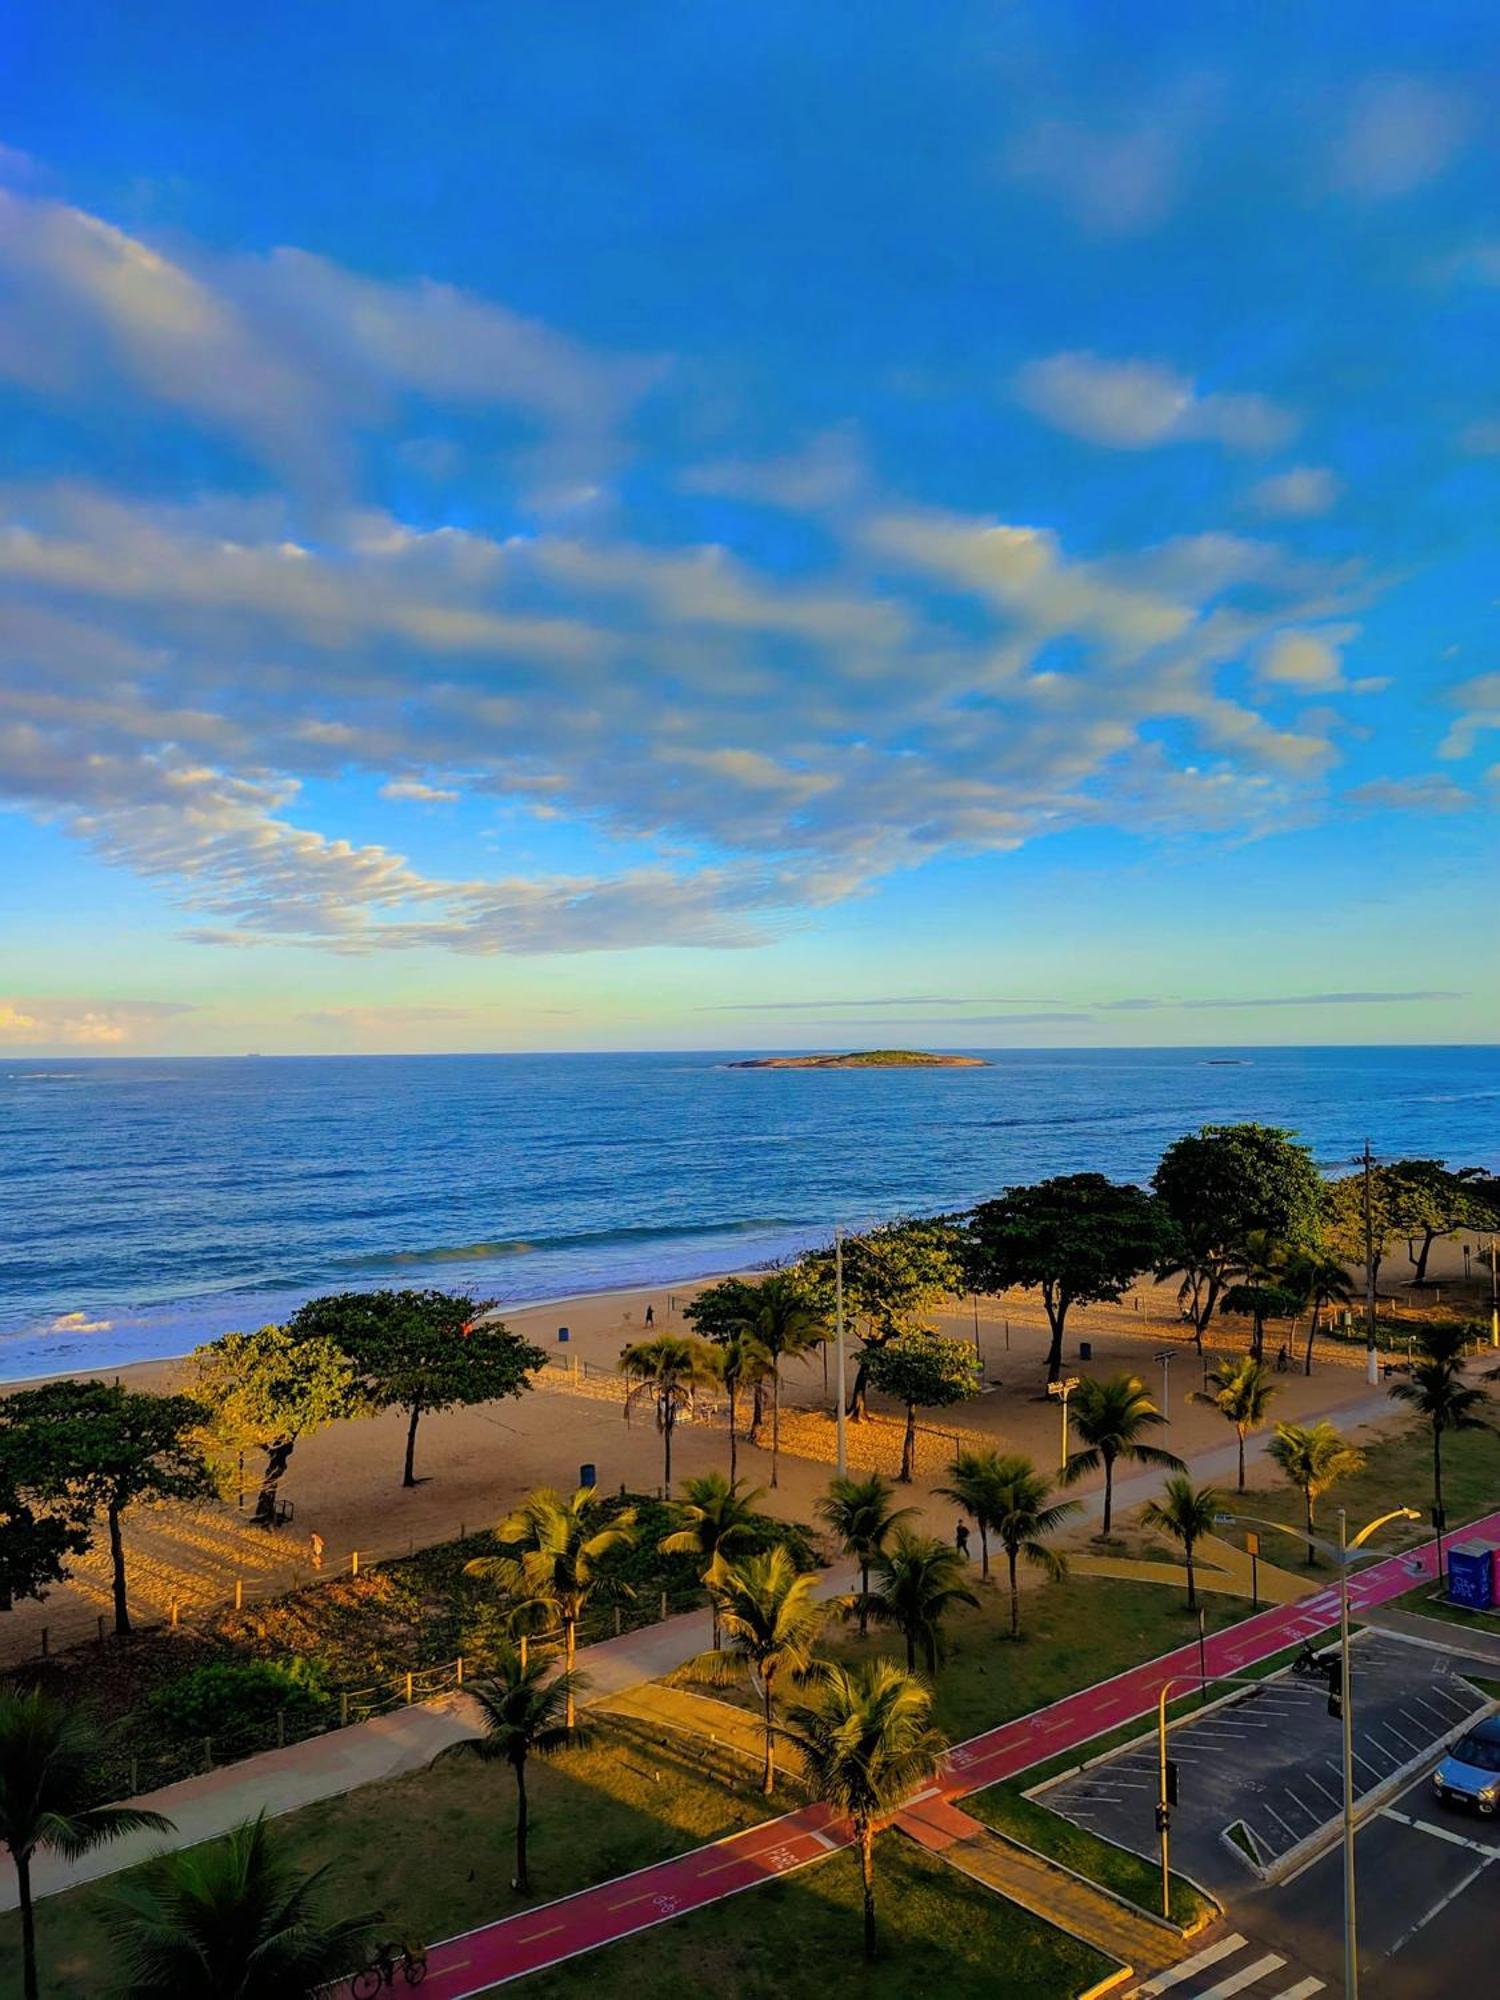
[2,1253,1460,1668]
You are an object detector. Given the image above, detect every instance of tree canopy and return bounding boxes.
[193,1322,361,1525]
[286,1289,545,1487]
[967,1173,1176,1379]
[799,1217,966,1417]
[862,1328,980,1480]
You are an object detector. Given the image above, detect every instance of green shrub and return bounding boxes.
[148,1657,331,1743]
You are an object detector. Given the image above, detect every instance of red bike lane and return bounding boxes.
[412,1510,1499,1997]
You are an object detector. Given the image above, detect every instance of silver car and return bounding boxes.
[1433,1716,1500,1815]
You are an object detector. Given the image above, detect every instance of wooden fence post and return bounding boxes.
[170,1600,179,1630]
[234,1576,243,1611]
[519,1634,528,1671]
[455,1655,464,1688]
[660,1590,668,1621]
[351,1549,359,1577]
[340,1692,349,1728]
[405,1670,414,1705]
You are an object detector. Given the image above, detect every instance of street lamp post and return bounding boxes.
[1047,1375,1080,1475]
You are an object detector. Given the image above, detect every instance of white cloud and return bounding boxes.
[0,997,196,1046]
[1014,352,1295,453]
[379,779,460,804]
[1331,78,1470,198]
[1440,673,1500,759]
[1258,629,1352,691]
[1344,775,1473,814]
[681,426,868,512]
[1248,466,1342,518]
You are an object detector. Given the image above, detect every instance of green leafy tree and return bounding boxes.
[988,1454,1078,1639]
[659,1471,766,1646]
[1389,1324,1494,1581]
[1321,1168,1405,1297]
[781,1660,946,1963]
[1063,1374,1183,1536]
[0,1433,89,1613]
[192,1322,361,1526]
[685,1283,777,1456]
[936,1448,1004,1579]
[1266,1421,1366,1564]
[1280,1242,1355,1374]
[967,1175,1177,1382]
[815,1474,916,1636]
[1193,1356,1278,1490]
[684,1546,827,1794]
[438,1646,588,1894]
[862,1329,980,1482]
[1219,1229,1300,1363]
[0,1381,214,1634]
[1153,1125,1322,1349]
[104,1810,378,2000]
[865,1530,978,1673]
[286,1289,545,1488]
[1139,1476,1221,1612]
[1388,1161,1500,1283]
[466,1486,637,1727]
[618,1333,722,1495]
[800,1219,966,1419]
[0,1687,173,2000]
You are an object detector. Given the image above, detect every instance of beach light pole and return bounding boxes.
[1219,1503,1419,1998]
[834,1224,847,1479]
[1154,1349,1175,1425]
[1047,1375,1080,1475]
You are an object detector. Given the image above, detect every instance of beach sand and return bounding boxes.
[0,1260,1447,1667]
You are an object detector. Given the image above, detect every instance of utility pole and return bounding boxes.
[1489,1237,1498,1351]
[834,1224,847,1479]
[1361,1139,1378,1387]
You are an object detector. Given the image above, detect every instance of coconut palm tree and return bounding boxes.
[1266,1421,1366,1564]
[1220,1230,1299,1364]
[439,1647,587,1894]
[718,1329,771,1483]
[865,1531,978,1674]
[105,1811,378,2000]
[815,1474,917,1637]
[0,1689,174,2000]
[733,1272,828,1488]
[1193,1356,1278,1491]
[659,1471,766,1646]
[936,1447,1005,1579]
[1063,1374,1183,1536]
[1279,1244,1355,1375]
[1390,1323,1493,1587]
[618,1333,722,1495]
[781,1660,947,1963]
[988,1454,1079,1639]
[1139,1476,1221,1612]
[466,1486,637,1727]
[683,1546,826,1794]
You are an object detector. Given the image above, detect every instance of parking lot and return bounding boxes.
[1036,1631,1491,1889]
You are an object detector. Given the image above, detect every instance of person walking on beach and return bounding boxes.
[309,1531,324,1573]
[955,1520,971,1561]
[644,1303,655,1327]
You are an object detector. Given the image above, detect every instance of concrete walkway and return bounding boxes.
[1363,1603,1500,1669]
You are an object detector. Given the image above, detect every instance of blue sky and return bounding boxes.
[0,1,1496,1054]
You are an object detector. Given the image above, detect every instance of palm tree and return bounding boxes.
[732,1272,828,1488]
[936,1447,1004,1579]
[105,1811,378,1999]
[1139,1475,1221,1612]
[1390,1324,1494,1587]
[439,1647,587,1894]
[1279,1244,1354,1375]
[684,1546,826,1794]
[0,1688,173,2000]
[988,1454,1079,1639]
[865,1531,978,1674]
[1266,1421,1366,1564]
[781,1660,946,1963]
[1193,1357,1278,1491]
[466,1486,637,1727]
[815,1474,917,1637]
[1063,1374,1184,1536]
[618,1334,722,1495]
[659,1471,766,1647]
[1220,1230,1298,1364]
[718,1329,770,1484]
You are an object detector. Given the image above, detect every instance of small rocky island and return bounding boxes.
[728,1049,989,1070]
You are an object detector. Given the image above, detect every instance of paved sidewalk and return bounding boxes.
[1362,1602,1500,1669]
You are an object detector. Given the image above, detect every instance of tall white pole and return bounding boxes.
[834,1224,847,1480]
[1339,1508,1358,1998]
[1362,1140,1379,1387]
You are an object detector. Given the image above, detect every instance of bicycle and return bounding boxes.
[350,1944,428,1995]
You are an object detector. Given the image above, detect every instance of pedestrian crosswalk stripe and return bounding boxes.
[1191,1955,1285,2000]
[1269,1979,1325,1999]
[1132,1935,1246,1994]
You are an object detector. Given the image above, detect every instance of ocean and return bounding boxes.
[1,1046,1496,1382]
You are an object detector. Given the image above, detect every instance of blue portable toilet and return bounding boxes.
[1447,1542,1494,1610]
[558,1324,570,1342]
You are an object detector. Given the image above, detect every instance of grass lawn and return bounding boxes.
[968,1785,1209,1930]
[0,1715,775,2000]
[520,1833,1113,2000]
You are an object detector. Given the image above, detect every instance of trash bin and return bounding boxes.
[1079,1341,1093,1362]
[1447,1542,1493,1609]
[579,1462,596,1489]
[558,1324,570,1342]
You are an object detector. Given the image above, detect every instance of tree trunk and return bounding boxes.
[750,1378,766,1438]
[860,1821,877,1962]
[663,1403,674,1495]
[402,1401,422,1488]
[1304,1303,1322,1376]
[17,1852,36,2000]
[848,1353,871,1421]
[1185,1540,1197,1612]
[564,1618,577,1728]
[1008,1548,1020,1639]
[252,1437,296,1526]
[978,1522,990,1581]
[770,1364,781,1489]
[513,1756,530,1893]
[728,1381,738,1483]
[1251,1309,1265,1363]
[107,1501,130,1636]
[1303,1491,1317,1565]
[899,1402,916,1483]
[859,1557,870,1637]
[1237,1429,1246,1492]
[1101,1451,1115,1537]
[1415,1228,1439,1284]
[1043,1291,1066,1383]
[761,1677,776,1795]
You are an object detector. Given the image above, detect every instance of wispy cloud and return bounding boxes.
[1014,352,1296,453]
[0,997,197,1045]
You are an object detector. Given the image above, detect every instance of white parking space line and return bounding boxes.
[1261,1802,1300,1845]
[1132,1934,1246,1993]
[1380,1718,1427,1755]
[1193,1953,1287,1998]
[1302,1772,1340,1809]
